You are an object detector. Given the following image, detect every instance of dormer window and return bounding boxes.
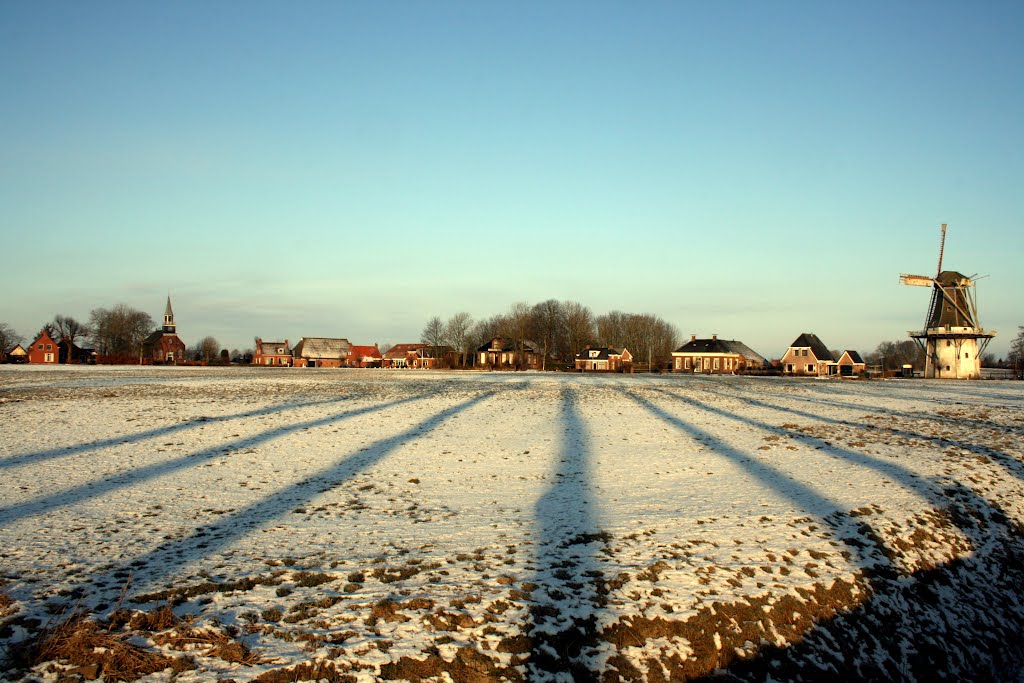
[590,350,599,358]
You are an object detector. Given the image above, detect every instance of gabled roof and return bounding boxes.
[673,338,769,366]
[30,329,57,346]
[477,337,540,354]
[294,337,351,360]
[575,347,621,360]
[9,344,27,356]
[383,343,427,359]
[256,340,291,356]
[349,345,382,359]
[840,349,865,364]
[788,333,834,362]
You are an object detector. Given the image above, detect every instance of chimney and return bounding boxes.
[690,335,696,342]
[712,334,718,341]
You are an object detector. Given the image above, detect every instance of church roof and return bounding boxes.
[165,296,174,318]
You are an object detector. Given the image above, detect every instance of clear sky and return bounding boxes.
[2,2,1022,358]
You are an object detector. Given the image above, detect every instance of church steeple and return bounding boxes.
[163,296,176,334]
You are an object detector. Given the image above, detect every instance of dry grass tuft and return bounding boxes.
[253,660,357,682]
[153,624,265,665]
[9,610,192,682]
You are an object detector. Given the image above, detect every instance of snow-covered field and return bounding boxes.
[1,366,1023,682]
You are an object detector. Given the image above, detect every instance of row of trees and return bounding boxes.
[421,300,681,369]
[1,307,240,364]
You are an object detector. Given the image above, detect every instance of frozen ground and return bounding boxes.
[1,366,1023,682]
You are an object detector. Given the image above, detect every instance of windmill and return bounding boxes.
[899,224,996,379]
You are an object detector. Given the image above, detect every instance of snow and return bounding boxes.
[1,366,1023,681]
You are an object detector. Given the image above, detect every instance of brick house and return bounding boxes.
[476,337,541,369]
[254,338,292,366]
[780,333,833,376]
[382,344,452,369]
[346,345,383,368]
[574,346,633,372]
[27,330,59,364]
[671,335,769,374]
[292,337,351,368]
[141,297,187,364]
[835,350,867,377]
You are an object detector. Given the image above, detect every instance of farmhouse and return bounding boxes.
[27,330,59,364]
[6,344,27,364]
[347,345,383,368]
[382,344,452,369]
[476,337,541,369]
[254,339,292,366]
[671,335,769,374]
[574,346,633,372]
[781,333,864,377]
[292,337,351,368]
[141,297,187,364]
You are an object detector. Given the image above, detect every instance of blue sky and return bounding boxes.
[2,2,1021,357]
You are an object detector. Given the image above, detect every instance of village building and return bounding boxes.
[671,335,769,374]
[59,341,96,365]
[476,337,541,369]
[292,337,351,368]
[780,333,864,377]
[254,338,292,366]
[574,346,633,372]
[141,297,187,364]
[27,329,60,364]
[382,344,452,369]
[6,344,28,364]
[835,350,867,377]
[346,345,383,368]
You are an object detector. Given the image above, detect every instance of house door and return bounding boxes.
[695,358,702,372]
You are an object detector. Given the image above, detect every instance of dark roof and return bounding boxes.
[788,333,834,362]
[477,337,540,354]
[673,338,768,366]
[928,271,978,328]
[843,350,865,364]
[575,347,621,360]
[256,340,291,356]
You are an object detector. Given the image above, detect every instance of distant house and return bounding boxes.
[476,337,541,369]
[254,338,292,366]
[28,330,59,364]
[142,297,187,364]
[347,345,382,368]
[574,346,633,372]
[6,344,28,364]
[671,335,769,374]
[781,333,864,377]
[293,337,351,368]
[382,344,452,369]
[835,350,866,377]
[59,342,96,365]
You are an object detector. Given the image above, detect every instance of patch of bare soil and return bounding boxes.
[379,646,522,682]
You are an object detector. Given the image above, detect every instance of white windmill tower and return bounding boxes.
[899,224,996,379]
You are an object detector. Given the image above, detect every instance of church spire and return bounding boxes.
[163,295,176,334]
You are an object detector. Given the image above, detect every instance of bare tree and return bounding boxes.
[562,301,595,364]
[421,316,446,362]
[52,314,91,364]
[503,302,533,369]
[89,305,154,359]
[0,323,23,357]
[194,336,220,363]
[444,312,473,368]
[1009,325,1024,380]
[531,300,563,371]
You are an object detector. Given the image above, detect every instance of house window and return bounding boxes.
[713,358,719,370]
[787,364,794,372]
[45,353,54,362]
[46,344,52,350]
[684,357,691,369]
[806,364,814,373]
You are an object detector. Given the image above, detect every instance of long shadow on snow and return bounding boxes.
[0,394,425,525]
[637,387,1024,680]
[67,389,497,610]
[525,385,608,682]
[0,395,350,471]
[688,381,1024,489]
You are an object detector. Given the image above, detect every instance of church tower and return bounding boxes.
[163,296,176,334]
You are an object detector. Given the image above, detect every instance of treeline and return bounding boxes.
[421,300,680,369]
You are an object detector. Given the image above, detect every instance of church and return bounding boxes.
[142,296,187,364]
